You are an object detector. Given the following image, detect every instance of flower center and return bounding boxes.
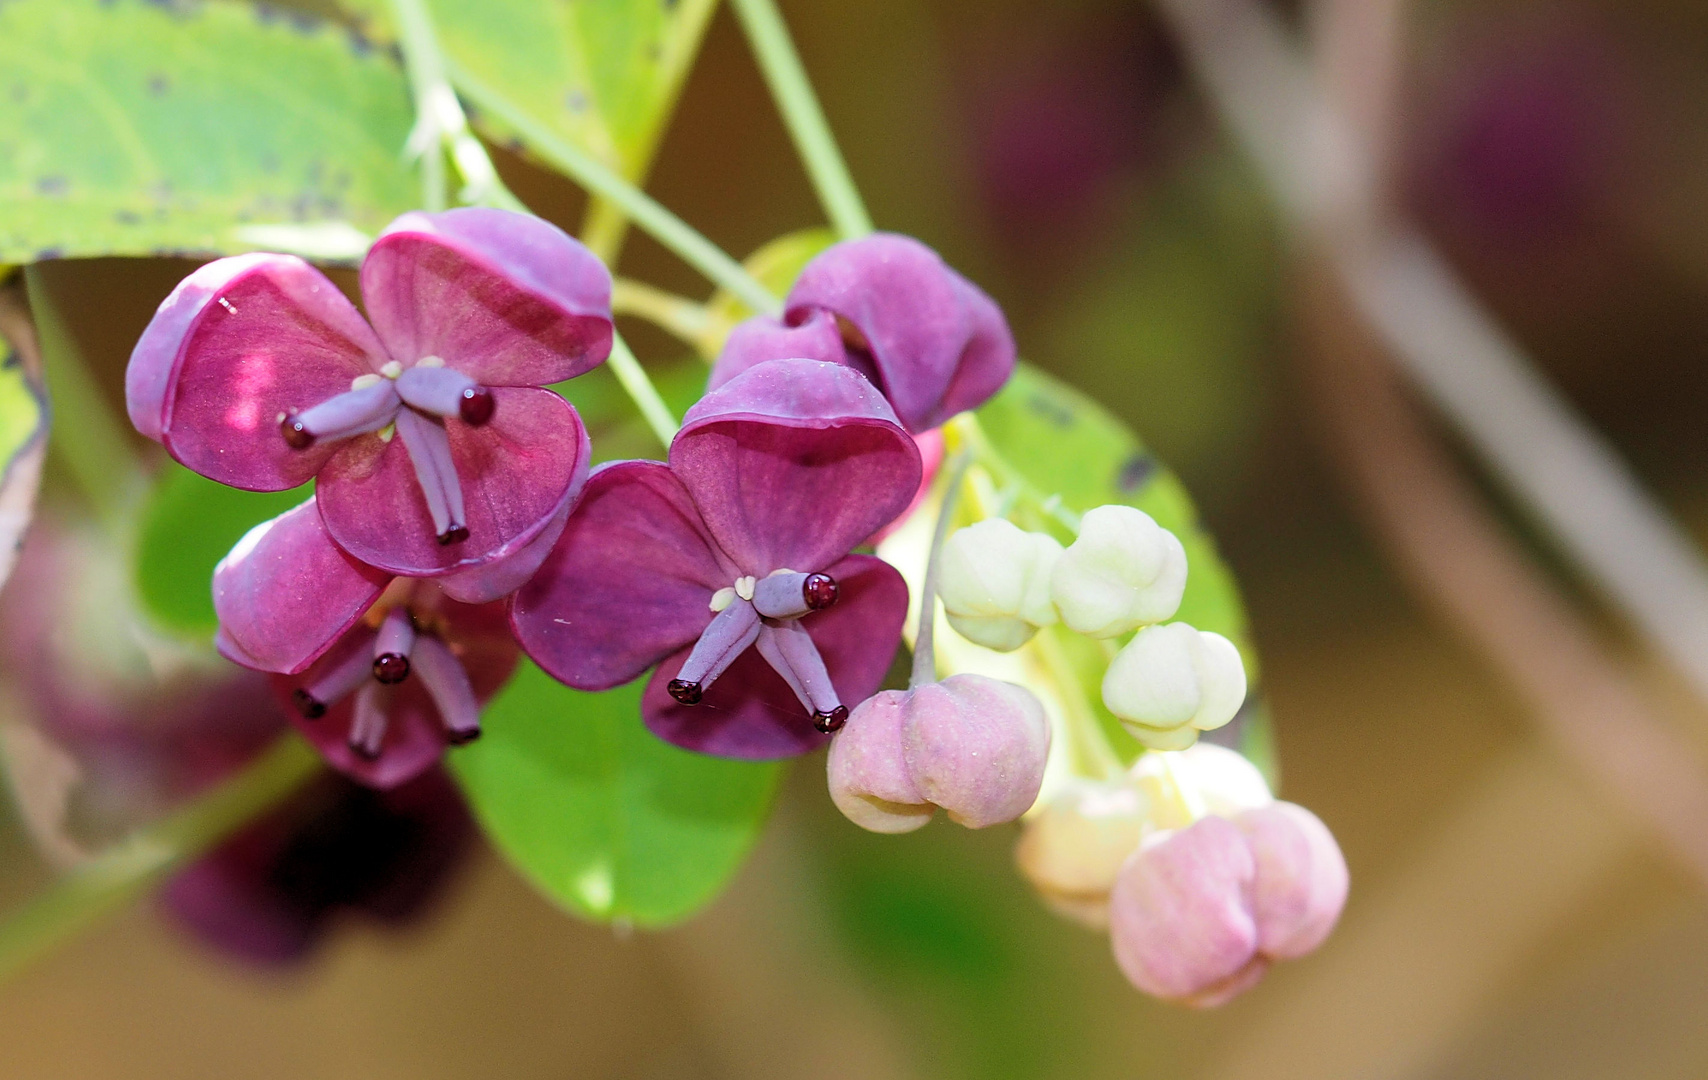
[667,570,847,731]
[290,605,483,759]
[276,358,496,546]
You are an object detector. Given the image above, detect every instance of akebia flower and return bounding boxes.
[125,207,609,589]
[709,234,1017,434]
[214,499,518,788]
[510,359,921,759]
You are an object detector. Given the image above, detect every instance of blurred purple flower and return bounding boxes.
[511,359,920,759]
[214,499,518,789]
[162,765,474,966]
[710,235,1016,434]
[125,208,607,587]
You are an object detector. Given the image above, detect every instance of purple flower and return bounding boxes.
[214,498,519,788]
[125,208,610,589]
[510,359,922,759]
[162,766,475,966]
[710,234,1016,434]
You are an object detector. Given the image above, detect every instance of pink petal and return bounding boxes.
[706,310,850,393]
[510,460,734,691]
[826,688,935,833]
[316,387,590,578]
[642,554,908,759]
[127,254,385,490]
[1234,802,1349,961]
[672,359,921,575]
[213,500,391,676]
[785,234,1017,432]
[435,479,576,604]
[360,208,613,387]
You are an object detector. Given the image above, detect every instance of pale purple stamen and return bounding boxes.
[395,408,469,545]
[412,635,482,744]
[349,681,390,759]
[753,571,839,620]
[754,620,845,731]
[669,599,761,705]
[294,380,401,442]
[395,365,479,419]
[372,607,416,683]
[293,631,377,718]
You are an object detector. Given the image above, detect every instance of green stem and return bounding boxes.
[446,61,782,317]
[612,278,714,351]
[728,0,873,240]
[0,735,320,983]
[911,452,972,689]
[607,331,680,449]
[23,268,139,536]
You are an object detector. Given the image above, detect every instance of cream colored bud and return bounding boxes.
[1050,505,1187,639]
[1130,744,1271,821]
[1015,778,1155,928]
[938,519,1063,652]
[1102,623,1246,747]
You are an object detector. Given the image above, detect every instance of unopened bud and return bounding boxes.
[1130,743,1271,821]
[938,519,1062,651]
[828,674,1051,833]
[1102,623,1246,749]
[1107,802,1347,1007]
[1015,778,1154,928]
[1050,505,1186,639]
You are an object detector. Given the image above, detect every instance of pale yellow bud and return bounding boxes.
[1102,623,1246,748]
[1050,505,1186,639]
[938,518,1063,652]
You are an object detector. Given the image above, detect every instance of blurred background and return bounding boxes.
[6,0,1708,1076]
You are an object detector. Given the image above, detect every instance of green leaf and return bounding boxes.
[975,364,1277,782]
[0,0,415,264]
[450,661,782,927]
[133,464,311,638]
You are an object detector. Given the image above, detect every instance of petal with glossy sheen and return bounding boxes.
[786,234,1016,432]
[673,360,920,575]
[361,208,613,386]
[706,310,849,393]
[213,500,391,676]
[127,254,385,490]
[642,554,908,759]
[435,477,576,605]
[511,460,733,691]
[317,387,589,578]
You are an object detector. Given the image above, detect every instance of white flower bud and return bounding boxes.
[1130,744,1271,819]
[1049,505,1187,639]
[1102,623,1246,747]
[1014,778,1155,928]
[937,519,1063,652]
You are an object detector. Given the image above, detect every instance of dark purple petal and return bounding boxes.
[361,208,613,387]
[642,554,908,759]
[435,479,575,605]
[316,387,590,578]
[706,310,850,393]
[785,233,1017,432]
[126,253,387,490]
[213,500,391,676]
[511,460,734,691]
[672,359,920,576]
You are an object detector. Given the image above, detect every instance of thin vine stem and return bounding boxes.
[445,61,782,317]
[607,330,681,449]
[611,278,714,351]
[910,451,972,689]
[727,0,873,240]
[0,734,321,983]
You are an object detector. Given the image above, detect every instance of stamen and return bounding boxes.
[394,408,469,545]
[292,636,376,718]
[669,599,760,705]
[372,607,416,684]
[754,621,844,730]
[709,586,736,613]
[734,576,756,601]
[348,682,389,760]
[395,365,494,427]
[753,571,839,620]
[412,635,482,745]
[283,380,401,447]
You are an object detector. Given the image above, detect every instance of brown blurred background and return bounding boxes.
[6,0,1708,1076]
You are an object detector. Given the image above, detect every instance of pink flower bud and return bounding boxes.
[828,674,1050,833]
[1108,802,1347,1007]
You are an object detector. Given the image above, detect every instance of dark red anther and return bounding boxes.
[803,573,839,610]
[812,706,849,733]
[459,386,495,426]
[437,525,470,546]
[279,413,314,449]
[292,688,326,719]
[445,727,482,746]
[373,653,411,684]
[667,679,703,705]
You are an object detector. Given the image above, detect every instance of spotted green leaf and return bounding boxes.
[450,661,782,927]
[0,0,414,264]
